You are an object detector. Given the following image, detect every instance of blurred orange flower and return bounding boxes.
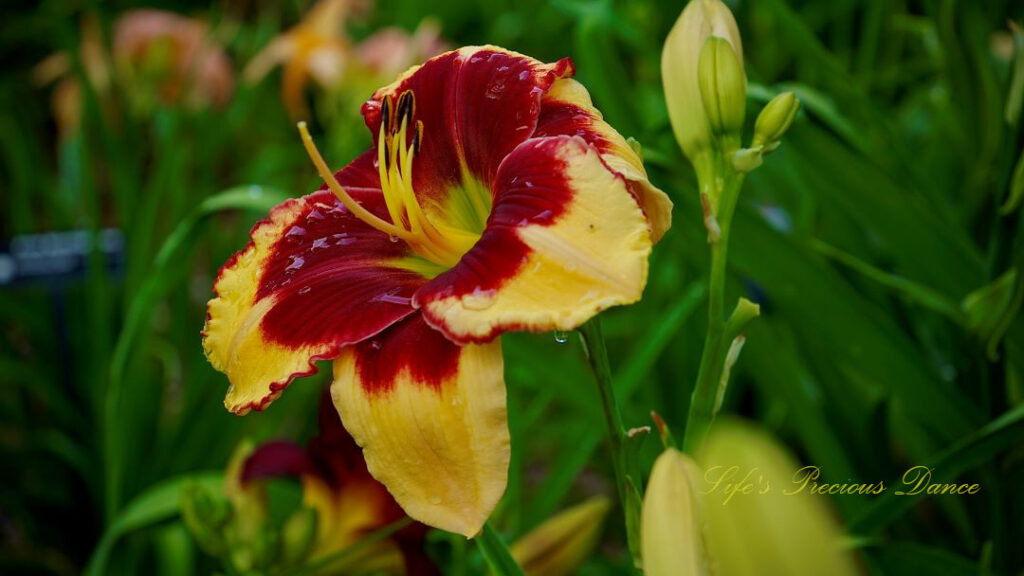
[243,0,447,120]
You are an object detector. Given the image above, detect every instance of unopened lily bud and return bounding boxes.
[698,420,861,576]
[180,481,230,556]
[752,91,800,153]
[509,496,611,576]
[698,36,746,148]
[662,0,744,165]
[641,449,707,576]
[280,507,318,565]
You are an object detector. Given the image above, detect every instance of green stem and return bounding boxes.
[578,317,643,567]
[683,168,746,454]
[476,522,525,576]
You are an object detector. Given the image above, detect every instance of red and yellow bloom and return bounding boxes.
[204,45,671,537]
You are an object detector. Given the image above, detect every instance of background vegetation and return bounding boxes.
[2,0,1023,574]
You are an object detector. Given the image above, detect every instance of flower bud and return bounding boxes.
[180,481,230,556]
[280,507,318,565]
[662,0,744,164]
[641,449,708,576]
[697,420,861,576]
[509,496,611,576]
[698,36,746,147]
[752,91,800,153]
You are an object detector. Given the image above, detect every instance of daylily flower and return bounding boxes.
[112,9,234,112]
[203,46,672,537]
[243,0,360,119]
[242,390,437,575]
[353,20,449,82]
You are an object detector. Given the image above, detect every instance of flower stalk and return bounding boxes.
[578,317,644,567]
[683,162,747,454]
[663,0,797,455]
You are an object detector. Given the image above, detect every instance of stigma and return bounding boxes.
[298,90,478,269]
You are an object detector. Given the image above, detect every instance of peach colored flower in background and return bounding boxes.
[34,9,234,137]
[113,9,234,111]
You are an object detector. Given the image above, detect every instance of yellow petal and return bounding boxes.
[509,496,611,576]
[416,136,653,344]
[331,315,509,537]
[537,77,673,242]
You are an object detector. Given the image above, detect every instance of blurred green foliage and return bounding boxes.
[2,0,1023,574]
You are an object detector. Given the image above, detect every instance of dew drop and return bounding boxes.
[307,208,325,222]
[553,330,569,343]
[248,185,262,199]
[389,235,400,243]
[286,226,307,237]
[286,255,305,272]
[370,340,382,350]
[534,209,553,221]
[298,286,311,295]
[498,65,510,72]
[311,237,330,251]
[373,289,411,306]
[518,70,530,81]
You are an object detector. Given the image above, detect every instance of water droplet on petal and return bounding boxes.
[518,70,530,81]
[389,235,400,243]
[298,286,311,295]
[534,209,553,221]
[307,208,325,222]
[372,289,411,306]
[553,330,569,343]
[311,237,330,251]
[248,185,262,198]
[286,255,305,272]
[286,226,307,237]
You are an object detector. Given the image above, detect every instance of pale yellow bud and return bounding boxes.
[641,449,708,576]
[662,0,744,164]
[698,36,746,147]
[752,91,800,152]
[508,496,611,576]
[698,420,862,576]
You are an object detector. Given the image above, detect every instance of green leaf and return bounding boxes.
[851,404,1024,535]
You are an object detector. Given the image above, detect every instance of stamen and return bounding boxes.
[298,122,410,240]
[298,90,481,270]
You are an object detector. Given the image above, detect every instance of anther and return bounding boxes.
[380,97,391,135]
[412,121,423,154]
[396,90,415,127]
